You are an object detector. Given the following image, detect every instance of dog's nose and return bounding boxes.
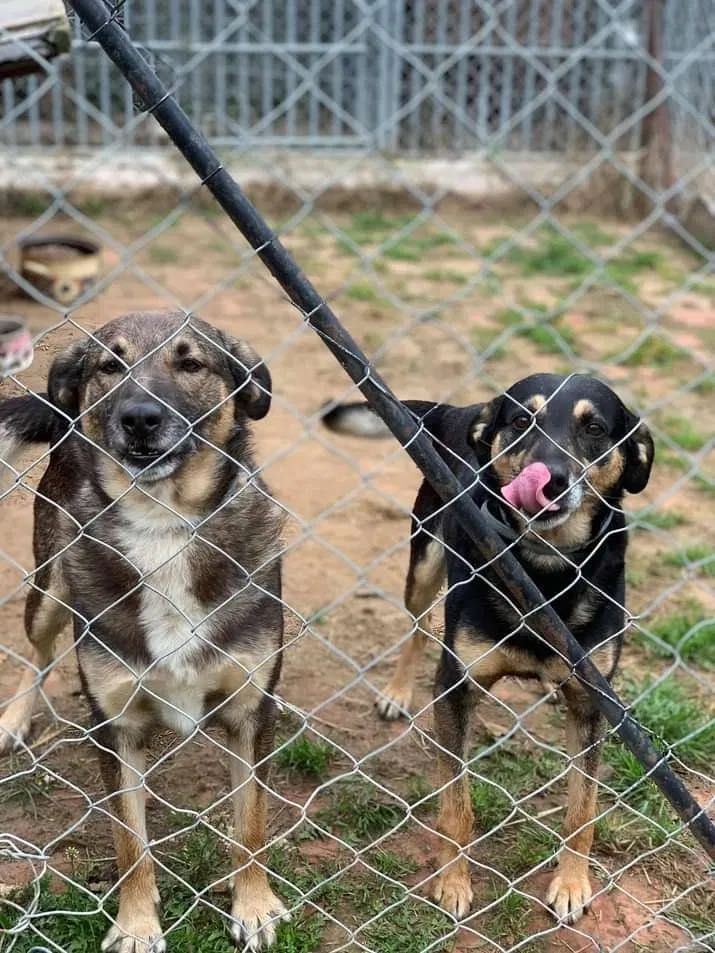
[120,399,163,439]
[543,469,570,500]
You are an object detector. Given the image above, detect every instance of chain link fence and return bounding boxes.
[1,2,713,952]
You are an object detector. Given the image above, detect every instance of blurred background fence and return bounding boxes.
[0,2,713,952]
[2,0,713,163]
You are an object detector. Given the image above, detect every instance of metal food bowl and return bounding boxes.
[18,234,102,305]
[0,315,33,376]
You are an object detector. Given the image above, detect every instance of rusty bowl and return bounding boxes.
[19,234,102,305]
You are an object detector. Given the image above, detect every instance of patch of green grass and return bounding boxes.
[159,828,329,950]
[496,306,577,354]
[366,849,418,879]
[595,803,674,853]
[570,221,617,247]
[316,779,406,846]
[479,882,535,950]
[161,820,230,890]
[506,227,592,277]
[665,543,715,577]
[605,249,662,291]
[659,450,690,472]
[423,268,468,284]
[341,211,414,245]
[470,779,513,831]
[626,566,646,588]
[521,323,576,354]
[630,509,687,532]
[692,373,715,394]
[691,277,715,299]
[503,822,559,877]
[2,861,325,953]
[601,675,715,847]
[382,231,459,262]
[275,735,336,778]
[148,243,180,264]
[344,281,380,302]
[470,746,565,834]
[473,745,565,794]
[2,191,52,217]
[0,878,112,953]
[76,195,111,218]
[503,228,661,286]
[471,326,506,360]
[668,886,715,946]
[349,873,451,953]
[171,838,328,952]
[405,773,432,805]
[638,603,715,668]
[694,474,715,497]
[267,843,344,907]
[619,335,689,368]
[662,416,709,452]
[606,675,715,789]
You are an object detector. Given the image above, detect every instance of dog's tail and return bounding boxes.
[320,399,443,439]
[0,393,64,474]
[320,401,391,438]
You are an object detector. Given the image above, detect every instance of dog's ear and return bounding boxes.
[466,397,503,465]
[223,336,272,420]
[622,409,654,494]
[47,339,89,419]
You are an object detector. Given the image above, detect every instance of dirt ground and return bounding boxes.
[0,201,713,952]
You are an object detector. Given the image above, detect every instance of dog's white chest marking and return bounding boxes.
[115,502,215,735]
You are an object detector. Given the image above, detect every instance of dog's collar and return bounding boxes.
[479,497,615,559]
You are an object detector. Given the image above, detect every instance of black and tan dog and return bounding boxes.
[323,374,653,924]
[0,311,287,951]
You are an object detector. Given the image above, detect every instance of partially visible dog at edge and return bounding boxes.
[322,374,654,925]
[0,311,287,952]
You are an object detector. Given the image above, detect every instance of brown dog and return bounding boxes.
[0,311,287,951]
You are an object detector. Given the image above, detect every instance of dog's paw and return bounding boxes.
[545,869,593,925]
[0,709,32,755]
[431,868,473,919]
[231,888,289,950]
[375,683,412,721]
[101,912,165,953]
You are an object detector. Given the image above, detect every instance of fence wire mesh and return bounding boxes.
[0,2,713,953]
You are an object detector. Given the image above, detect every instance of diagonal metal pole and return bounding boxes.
[67,0,715,857]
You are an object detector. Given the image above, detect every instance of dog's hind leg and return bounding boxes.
[377,482,445,721]
[545,683,603,925]
[96,728,164,953]
[0,564,68,753]
[227,696,287,951]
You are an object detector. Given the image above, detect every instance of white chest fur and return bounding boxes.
[114,500,216,733]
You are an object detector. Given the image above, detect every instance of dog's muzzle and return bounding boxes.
[501,461,583,526]
[111,397,193,481]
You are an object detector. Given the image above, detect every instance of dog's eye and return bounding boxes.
[585,421,606,437]
[180,358,204,373]
[99,358,123,375]
[512,414,531,431]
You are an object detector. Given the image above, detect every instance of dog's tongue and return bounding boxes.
[501,462,559,515]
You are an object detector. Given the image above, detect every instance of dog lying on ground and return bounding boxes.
[0,311,287,952]
[322,373,654,925]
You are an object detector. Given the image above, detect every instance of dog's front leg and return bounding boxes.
[227,701,288,951]
[431,644,500,921]
[95,727,163,953]
[546,685,603,925]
